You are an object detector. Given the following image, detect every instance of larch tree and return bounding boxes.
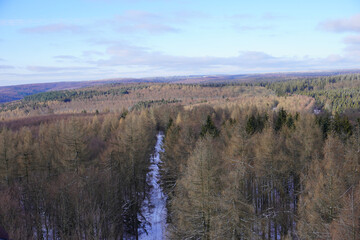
[16,127,37,184]
[330,185,360,240]
[61,119,88,174]
[0,128,14,186]
[38,122,64,178]
[298,135,346,239]
[218,122,255,239]
[170,135,223,240]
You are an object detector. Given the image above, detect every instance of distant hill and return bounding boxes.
[1,69,359,103]
[0,78,148,103]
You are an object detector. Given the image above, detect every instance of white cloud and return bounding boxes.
[2,49,359,85]
[90,43,360,73]
[111,10,180,33]
[261,13,288,20]
[21,23,86,34]
[0,65,14,69]
[229,14,253,19]
[234,25,273,31]
[320,14,360,33]
[27,66,94,72]
[320,15,360,59]
[343,35,360,57]
[82,50,104,57]
[54,55,79,60]
[116,23,179,33]
[344,35,360,44]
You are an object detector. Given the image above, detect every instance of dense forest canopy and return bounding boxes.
[262,74,360,113]
[0,73,360,239]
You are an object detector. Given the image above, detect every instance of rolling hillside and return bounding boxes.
[1,70,359,104]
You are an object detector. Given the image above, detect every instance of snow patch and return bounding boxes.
[139,133,167,240]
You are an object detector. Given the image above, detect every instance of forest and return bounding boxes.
[262,74,360,114]
[0,73,360,239]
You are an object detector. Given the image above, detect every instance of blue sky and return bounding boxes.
[0,0,359,86]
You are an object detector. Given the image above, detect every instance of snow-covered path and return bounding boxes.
[140,133,167,240]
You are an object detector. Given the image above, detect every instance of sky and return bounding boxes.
[0,0,359,86]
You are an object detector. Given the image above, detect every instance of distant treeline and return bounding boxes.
[0,90,45,104]
[0,96,22,104]
[131,99,182,110]
[197,74,360,113]
[23,88,131,102]
[261,74,360,113]
[0,86,135,113]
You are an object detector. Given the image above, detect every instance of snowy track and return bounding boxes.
[140,133,167,240]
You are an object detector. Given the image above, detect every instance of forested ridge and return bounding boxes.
[262,73,360,113]
[0,83,311,120]
[0,74,360,239]
[23,88,131,103]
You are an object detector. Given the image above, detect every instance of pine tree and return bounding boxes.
[200,115,219,137]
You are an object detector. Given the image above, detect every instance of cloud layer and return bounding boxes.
[0,65,14,70]
[320,14,360,33]
[21,23,86,34]
[2,7,359,85]
[27,66,94,72]
[87,42,360,74]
